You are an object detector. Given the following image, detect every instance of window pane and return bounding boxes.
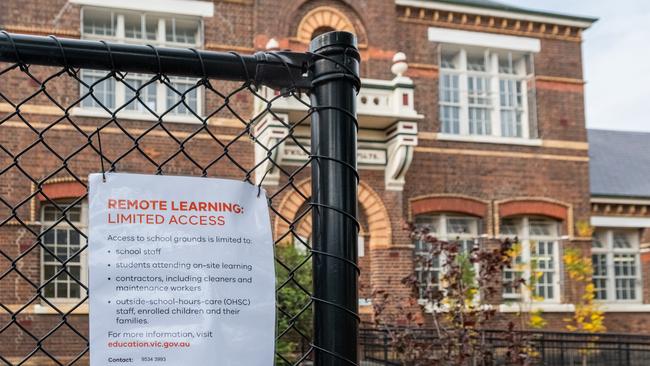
[68,206,82,222]
[69,230,80,245]
[499,53,515,74]
[416,268,440,299]
[529,220,556,237]
[447,218,474,235]
[43,206,57,221]
[468,75,491,136]
[56,229,67,246]
[499,79,524,138]
[415,216,438,233]
[613,232,632,249]
[440,73,460,134]
[57,282,69,298]
[167,79,199,115]
[70,283,81,298]
[414,216,437,253]
[44,283,55,298]
[81,71,115,109]
[166,18,199,45]
[83,9,115,37]
[43,229,55,244]
[441,106,460,134]
[459,239,475,253]
[124,13,143,40]
[500,218,519,237]
[592,231,606,249]
[124,75,158,113]
[441,52,458,69]
[503,269,523,297]
[467,55,486,72]
[41,205,86,299]
[592,254,608,300]
[614,254,637,300]
[44,265,55,280]
[69,265,81,280]
[469,107,491,135]
[532,240,556,300]
[145,15,158,41]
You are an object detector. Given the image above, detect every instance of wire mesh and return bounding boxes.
[0,32,360,366]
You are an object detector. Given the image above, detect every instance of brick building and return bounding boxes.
[1,0,649,364]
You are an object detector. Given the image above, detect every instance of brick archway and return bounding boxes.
[296,7,358,43]
[274,179,391,248]
[495,197,573,237]
[410,194,489,218]
[37,179,86,201]
[409,194,491,235]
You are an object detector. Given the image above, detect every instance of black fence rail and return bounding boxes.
[360,328,650,366]
[0,30,360,366]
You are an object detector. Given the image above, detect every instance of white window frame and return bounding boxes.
[40,201,88,303]
[76,7,204,123]
[592,228,642,303]
[414,214,480,302]
[500,217,561,303]
[438,45,536,143]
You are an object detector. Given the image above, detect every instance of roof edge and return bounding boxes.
[591,194,650,202]
[396,0,598,28]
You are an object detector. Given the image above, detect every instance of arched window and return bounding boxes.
[41,201,88,300]
[500,216,561,302]
[414,214,480,300]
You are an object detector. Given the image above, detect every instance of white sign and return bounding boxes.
[283,144,387,165]
[88,173,275,366]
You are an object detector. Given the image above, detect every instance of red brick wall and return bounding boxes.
[1,1,640,363]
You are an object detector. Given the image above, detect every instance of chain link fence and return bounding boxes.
[0,31,360,365]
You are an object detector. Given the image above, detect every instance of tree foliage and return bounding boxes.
[275,244,312,365]
[372,224,535,365]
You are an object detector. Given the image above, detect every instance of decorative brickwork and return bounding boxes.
[296,7,356,43]
[36,180,86,202]
[410,194,489,218]
[496,198,572,237]
[274,179,392,249]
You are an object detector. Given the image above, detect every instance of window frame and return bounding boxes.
[592,228,642,303]
[414,213,480,302]
[438,45,535,142]
[77,7,204,122]
[500,216,561,303]
[40,201,88,303]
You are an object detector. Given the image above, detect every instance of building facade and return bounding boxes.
[1,0,650,364]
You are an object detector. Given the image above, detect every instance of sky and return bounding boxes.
[503,0,650,132]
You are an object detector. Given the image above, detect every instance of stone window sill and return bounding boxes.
[437,133,543,147]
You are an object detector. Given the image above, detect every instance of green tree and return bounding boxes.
[275,244,313,365]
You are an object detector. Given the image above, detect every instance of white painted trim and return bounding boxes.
[362,77,412,87]
[428,27,541,53]
[591,216,650,228]
[499,303,575,313]
[71,108,203,124]
[499,303,650,313]
[70,0,214,17]
[598,304,650,312]
[437,133,543,146]
[397,0,594,28]
[592,197,650,205]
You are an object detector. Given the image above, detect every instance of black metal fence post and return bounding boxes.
[309,31,361,366]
